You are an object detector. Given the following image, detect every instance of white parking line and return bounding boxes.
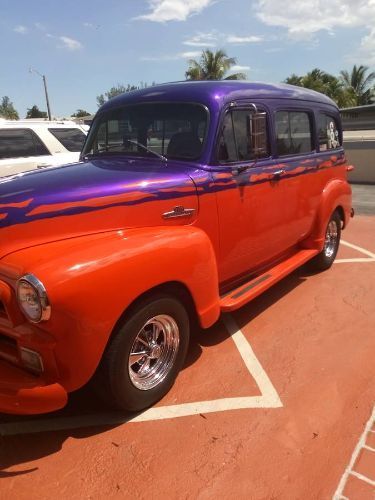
[340,239,375,259]
[0,315,282,436]
[334,258,375,264]
[334,239,375,264]
[333,405,375,499]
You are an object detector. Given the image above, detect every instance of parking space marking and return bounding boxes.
[0,315,282,436]
[334,239,375,264]
[334,258,375,264]
[333,405,375,499]
[340,239,375,259]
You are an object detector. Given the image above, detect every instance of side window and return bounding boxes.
[0,129,48,159]
[318,113,341,150]
[48,128,85,152]
[275,111,313,156]
[218,109,269,163]
[30,130,50,156]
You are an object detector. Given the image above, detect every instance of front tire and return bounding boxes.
[309,210,341,271]
[97,294,189,412]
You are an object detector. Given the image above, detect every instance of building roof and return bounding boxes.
[340,103,375,113]
[100,81,337,113]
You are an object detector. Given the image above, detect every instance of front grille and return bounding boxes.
[0,332,18,363]
[0,301,7,318]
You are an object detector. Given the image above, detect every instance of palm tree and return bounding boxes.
[185,49,246,81]
[284,68,353,108]
[340,65,375,106]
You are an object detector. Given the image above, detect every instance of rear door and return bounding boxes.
[273,107,319,244]
[0,128,52,176]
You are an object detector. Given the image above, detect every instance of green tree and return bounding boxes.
[0,96,19,120]
[26,105,47,118]
[340,65,375,106]
[185,49,247,81]
[71,109,91,118]
[284,69,352,108]
[96,84,140,107]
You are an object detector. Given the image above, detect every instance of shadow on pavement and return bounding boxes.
[0,269,306,476]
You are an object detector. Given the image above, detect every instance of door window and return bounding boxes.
[217,109,269,163]
[275,111,313,156]
[0,129,50,159]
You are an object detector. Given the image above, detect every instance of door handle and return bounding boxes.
[271,169,285,180]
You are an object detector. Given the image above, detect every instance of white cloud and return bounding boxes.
[180,51,201,58]
[359,27,375,64]
[183,32,217,47]
[58,36,83,51]
[14,25,28,34]
[231,65,251,71]
[141,50,201,61]
[256,0,375,39]
[256,0,375,63]
[35,22,46,31]
[226,35,263,44]
[137,0,215,22]
[141,54,177,61]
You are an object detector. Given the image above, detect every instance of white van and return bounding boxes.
[0,120,87,177]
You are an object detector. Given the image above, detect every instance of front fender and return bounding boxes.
[302,179,352,251]
[2,226,220,391]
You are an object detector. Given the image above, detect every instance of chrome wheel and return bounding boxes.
[128,314,180,391]
[324,220,338,258]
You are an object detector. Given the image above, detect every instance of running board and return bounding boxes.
[220,249,319,312]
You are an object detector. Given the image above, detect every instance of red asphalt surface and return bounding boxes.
[0,215,374,499]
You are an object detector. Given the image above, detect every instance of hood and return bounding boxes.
[0,157,199,259]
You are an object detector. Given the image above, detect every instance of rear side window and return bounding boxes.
[0,129,50,159]
[48,128,86,152]
[318,114,341,150]
[275,111,313,156]
[218,109,269,163]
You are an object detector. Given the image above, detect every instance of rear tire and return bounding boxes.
[308,210,341,272]
[96,294,189,412]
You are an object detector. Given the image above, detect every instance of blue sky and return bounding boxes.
[1,0,374,118]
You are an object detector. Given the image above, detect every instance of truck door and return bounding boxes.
[213,104,293,285]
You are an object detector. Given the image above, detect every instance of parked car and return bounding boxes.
[0,119,87,177]
[0,81,353,415]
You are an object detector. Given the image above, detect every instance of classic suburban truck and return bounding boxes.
[0,81,353,415]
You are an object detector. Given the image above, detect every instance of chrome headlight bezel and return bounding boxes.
[16,274,51,323]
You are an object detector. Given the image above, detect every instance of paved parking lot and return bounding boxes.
[0,193,374,499]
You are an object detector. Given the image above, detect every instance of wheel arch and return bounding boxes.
[110,280,201,342]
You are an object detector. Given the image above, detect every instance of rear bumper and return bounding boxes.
[0,360,67,415]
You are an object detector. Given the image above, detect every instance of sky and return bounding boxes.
[1,0,375,118]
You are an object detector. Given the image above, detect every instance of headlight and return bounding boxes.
[17,274,51,323]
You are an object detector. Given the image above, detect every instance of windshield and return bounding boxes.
[82,102,208,161]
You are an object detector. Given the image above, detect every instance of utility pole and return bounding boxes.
[29,68,52,120]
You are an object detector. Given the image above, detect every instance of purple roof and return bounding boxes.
[100,81,338,113]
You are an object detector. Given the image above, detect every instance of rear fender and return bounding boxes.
[302,179,352,251]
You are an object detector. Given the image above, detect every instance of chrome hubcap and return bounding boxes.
[128,315,180,391]
[324,220,338,258]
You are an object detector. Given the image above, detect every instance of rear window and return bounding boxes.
[318,113,341,151]
[48,128,86,152]
[275,111,313,156]
[0,128,50,159]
